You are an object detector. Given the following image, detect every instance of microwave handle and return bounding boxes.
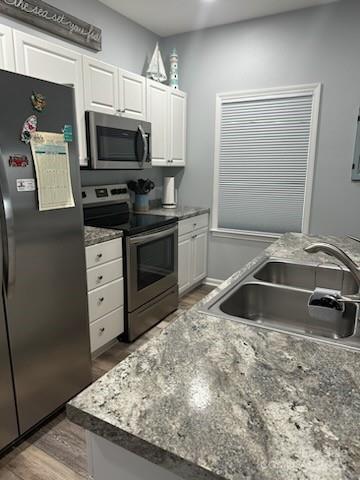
[138,125,148,167]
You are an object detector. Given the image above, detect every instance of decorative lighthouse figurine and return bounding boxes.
[169,48,179,90]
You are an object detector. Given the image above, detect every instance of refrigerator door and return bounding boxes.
[0,71,91,434]
[0,283,19,450]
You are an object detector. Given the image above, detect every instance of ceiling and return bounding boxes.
[99,0,339,37]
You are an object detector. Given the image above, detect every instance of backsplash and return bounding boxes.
[80,168,163,201]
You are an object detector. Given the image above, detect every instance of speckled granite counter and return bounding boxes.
[145,206,210,220]
[84,226,123,247]
[68,233,360,480]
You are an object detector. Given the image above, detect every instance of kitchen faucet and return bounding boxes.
[304,242,360,302]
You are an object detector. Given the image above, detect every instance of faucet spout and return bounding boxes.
[304,242,360,294]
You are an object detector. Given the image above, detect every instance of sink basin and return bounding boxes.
[200,256,360,350]
[254,260,358,294]
[220,282,357,339]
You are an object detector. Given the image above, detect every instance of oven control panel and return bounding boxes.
[82,184,130,206]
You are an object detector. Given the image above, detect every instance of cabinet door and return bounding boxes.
[169,90,187,166]
[178,233,193,296]
[83,56,119,115]
[192,229,208,285]
[13,31,86,165]
[119,69,146,120]
[0,24,15,71]
[146,79,169,166]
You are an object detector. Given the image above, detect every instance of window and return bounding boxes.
[212,84,321,240]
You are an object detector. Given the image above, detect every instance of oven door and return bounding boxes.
[126,224,178,312]
[86,111,151,170]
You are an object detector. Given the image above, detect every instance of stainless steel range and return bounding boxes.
[82,184,179,341]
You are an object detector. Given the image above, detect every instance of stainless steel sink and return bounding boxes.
[220,282,357,339]
[254,260,358,294]
[200,257,360,350]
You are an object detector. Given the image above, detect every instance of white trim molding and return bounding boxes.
[211,228,280,243]
[204,277,223,287]
[212,82,322,238]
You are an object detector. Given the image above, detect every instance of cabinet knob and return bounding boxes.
[96,253,103,260]
[99,327,105,335]
[97,275,103,281]
[98,297,105,304]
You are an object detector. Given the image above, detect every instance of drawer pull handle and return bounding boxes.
[96,253,103,260]
[98,297,105,304]
[97,275,103,281]
[99,327,105,334]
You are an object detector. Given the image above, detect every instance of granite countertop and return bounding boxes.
[84,225,123,247]
[145,206,210,221]
[68,233,360,480]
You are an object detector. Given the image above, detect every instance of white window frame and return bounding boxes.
[211,83,322,242]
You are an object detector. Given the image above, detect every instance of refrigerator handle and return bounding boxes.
[0,150,15,294]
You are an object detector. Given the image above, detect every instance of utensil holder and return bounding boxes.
[134,194,149,212]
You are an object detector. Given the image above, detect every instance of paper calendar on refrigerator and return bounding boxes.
[30,132,75,211]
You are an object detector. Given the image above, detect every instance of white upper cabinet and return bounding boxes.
[0,24,15,71]
[169,89,186,166]
[5,25,187,168]
[83,60,146,121]
[146,80,187,167]
[83,56,119,115]
[119,69,146,121]
[13,31,86,165]
[147,79,169,166]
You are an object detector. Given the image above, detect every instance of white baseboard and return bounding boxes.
[204,277,223,287]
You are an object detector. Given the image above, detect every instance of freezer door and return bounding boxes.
[0,288,19,451]
[0,70,92,434]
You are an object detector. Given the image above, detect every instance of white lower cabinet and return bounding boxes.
[89,307,124,353]
[178,234,193,295]
[192,229,208,284]
[178,215,209,296]
[87,432,183,480]
[86,238,124,355]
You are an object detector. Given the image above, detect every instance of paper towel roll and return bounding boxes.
[163,177,176,209]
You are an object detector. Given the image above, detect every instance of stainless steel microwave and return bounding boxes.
[85,111,152,170]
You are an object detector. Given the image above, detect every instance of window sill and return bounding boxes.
[210,228,281,243]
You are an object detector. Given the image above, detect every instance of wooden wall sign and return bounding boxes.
[0,0,102,51]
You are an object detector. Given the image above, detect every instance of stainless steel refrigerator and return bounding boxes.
[0,70,92,452]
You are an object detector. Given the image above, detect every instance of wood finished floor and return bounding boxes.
[0,285,213,480]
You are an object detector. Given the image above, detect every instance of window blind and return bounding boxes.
[217,93,314,234]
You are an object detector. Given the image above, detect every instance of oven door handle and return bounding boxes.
[137,125,148,168]
[129,225,178,245]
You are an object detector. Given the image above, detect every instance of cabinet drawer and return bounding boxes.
[86,238,122,268]
[179,214,209,236]
[90,307,124,353]
[87,260,123,292]
[88,278,124,323]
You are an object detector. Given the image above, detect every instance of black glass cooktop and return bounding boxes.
[109,213,177,236]
[84,201,177,236]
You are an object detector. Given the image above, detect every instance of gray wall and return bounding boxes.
[161,0,360,280]
[0,0,165,191]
